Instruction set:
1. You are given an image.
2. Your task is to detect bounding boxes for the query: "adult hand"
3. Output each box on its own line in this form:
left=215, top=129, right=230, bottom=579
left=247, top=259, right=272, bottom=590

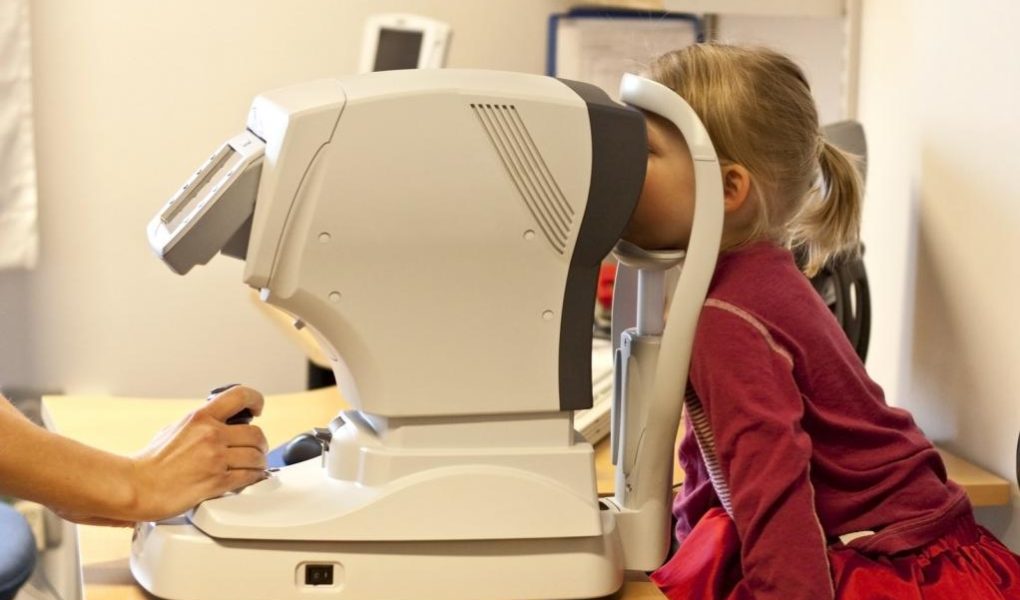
left=128, top=385, right=268, bottom=521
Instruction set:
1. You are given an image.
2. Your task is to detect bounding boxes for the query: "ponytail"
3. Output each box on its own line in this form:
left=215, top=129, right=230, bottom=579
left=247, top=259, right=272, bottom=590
left=789, top=139, right=864, bottom=276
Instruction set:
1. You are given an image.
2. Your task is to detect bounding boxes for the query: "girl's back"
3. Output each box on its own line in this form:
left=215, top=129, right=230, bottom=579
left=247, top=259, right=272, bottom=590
left=685, top=241, right=968, bottom=556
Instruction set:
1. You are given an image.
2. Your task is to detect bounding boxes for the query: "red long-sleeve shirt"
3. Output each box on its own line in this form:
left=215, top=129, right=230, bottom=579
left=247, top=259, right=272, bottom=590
left=673, top=241, right=970, bottom=600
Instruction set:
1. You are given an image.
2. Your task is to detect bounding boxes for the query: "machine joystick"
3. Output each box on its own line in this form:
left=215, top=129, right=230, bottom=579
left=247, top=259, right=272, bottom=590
left=207, top=383, right=253, bottom=425
left=282, top=432, right=325, bottom=465
left=225, top=409, right=254, bottom=426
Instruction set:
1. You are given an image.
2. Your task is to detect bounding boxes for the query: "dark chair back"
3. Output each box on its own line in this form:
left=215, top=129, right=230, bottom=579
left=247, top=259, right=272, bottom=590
left=808, top=248, right=871, bottom=362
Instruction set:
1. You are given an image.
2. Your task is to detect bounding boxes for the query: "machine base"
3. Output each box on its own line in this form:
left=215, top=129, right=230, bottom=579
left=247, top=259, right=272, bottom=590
left=130, top=514, right=624, bottom=600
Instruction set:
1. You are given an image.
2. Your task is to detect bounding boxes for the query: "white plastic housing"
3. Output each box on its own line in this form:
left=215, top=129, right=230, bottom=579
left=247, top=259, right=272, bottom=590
left=607, top=74, right=725, bottom=570
left=189, top=412, right=603, bottom=542
left=131, top=514, right=623, bottom=600
left=246, top=70, right=595, bottom=418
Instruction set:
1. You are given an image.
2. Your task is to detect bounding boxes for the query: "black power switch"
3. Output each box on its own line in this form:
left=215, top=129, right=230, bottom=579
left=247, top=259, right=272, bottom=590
left=305, top=564, right=334, bottom=587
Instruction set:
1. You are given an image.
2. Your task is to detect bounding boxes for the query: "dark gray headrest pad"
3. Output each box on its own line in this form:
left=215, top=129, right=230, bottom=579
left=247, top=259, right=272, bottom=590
left=822, top=120, right=867, bottom=184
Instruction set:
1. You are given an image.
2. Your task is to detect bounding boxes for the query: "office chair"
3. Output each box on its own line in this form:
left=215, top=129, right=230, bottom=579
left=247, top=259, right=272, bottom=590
left=0, top=503, right=36, bottom=600
left=808, top=247, right=871, bottom=362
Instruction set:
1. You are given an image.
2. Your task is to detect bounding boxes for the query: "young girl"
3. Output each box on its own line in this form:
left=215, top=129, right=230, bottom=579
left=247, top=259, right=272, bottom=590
left=626, top=43, right=1020, bottom=599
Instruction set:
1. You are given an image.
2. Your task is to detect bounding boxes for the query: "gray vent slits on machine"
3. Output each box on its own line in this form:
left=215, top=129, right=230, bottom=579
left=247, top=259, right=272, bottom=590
left=471, top=103, right=574, bottom=254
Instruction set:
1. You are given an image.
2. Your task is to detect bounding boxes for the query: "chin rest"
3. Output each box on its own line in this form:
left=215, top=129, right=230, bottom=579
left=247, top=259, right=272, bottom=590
left=0, top=503, right=36, bottom=600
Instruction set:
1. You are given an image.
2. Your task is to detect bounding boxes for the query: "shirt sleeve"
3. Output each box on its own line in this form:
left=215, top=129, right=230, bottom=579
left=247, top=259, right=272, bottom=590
left=688, top=302, right=834, bottom=600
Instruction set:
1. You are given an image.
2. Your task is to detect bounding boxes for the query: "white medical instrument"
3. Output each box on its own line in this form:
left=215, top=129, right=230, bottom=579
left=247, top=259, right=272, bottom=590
left=137, top=69, right=722, bottom=600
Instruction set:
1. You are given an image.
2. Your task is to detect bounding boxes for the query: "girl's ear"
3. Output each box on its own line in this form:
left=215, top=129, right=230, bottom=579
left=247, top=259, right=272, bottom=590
left=722, top=164, right=752, bottom=214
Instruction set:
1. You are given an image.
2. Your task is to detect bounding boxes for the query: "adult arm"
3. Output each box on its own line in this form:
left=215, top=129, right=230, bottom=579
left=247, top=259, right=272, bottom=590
left=0, top=386, right=268, bottom=525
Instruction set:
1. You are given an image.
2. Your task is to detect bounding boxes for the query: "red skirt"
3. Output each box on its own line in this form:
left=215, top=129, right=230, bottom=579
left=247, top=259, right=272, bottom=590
left=651, top=507, right=1020, bottom=599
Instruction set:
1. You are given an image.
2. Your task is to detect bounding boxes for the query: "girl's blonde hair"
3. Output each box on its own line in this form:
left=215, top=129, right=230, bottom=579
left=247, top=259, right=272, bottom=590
left=646, top=43, right=863, bottom=276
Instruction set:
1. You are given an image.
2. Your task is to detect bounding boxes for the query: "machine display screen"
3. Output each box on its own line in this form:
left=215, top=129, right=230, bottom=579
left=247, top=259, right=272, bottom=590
left=373, top=29, right=423, bottom=71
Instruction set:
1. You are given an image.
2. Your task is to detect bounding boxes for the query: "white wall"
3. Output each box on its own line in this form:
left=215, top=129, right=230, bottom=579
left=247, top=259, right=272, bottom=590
left=0, top=271, right=33, bottom=388
left=855, top=0, right=918, bottom=414
left=859, top=0, right=1020, bottom=548
left=0, top=0, right=570, bottom=397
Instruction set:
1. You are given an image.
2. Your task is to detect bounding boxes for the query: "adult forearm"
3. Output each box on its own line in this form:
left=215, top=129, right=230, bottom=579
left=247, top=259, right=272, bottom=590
left=0, top=400, right=138, bottom=519
left=1, top=387, right=268, bottom=524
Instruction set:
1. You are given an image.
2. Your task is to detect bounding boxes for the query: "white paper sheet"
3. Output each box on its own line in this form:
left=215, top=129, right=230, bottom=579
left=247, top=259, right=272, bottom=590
left=553, top=16, right=700, bottom=101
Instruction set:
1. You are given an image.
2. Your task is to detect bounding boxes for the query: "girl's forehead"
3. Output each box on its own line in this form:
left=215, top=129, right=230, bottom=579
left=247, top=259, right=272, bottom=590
left=643, top=112, right=687, bottom=147
left=643, top=111, right=680, bottom=134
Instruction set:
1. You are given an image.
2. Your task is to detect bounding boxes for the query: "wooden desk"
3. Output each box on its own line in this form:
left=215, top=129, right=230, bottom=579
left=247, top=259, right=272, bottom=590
left=937, top=448, right=1012, bottom=507
left=593, top=431, right=1011, bottom=508
left=43, top=388, right=667, bottom=600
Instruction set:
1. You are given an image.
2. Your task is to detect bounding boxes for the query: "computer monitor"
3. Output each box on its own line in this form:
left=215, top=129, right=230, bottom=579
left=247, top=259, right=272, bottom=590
left=359, top=13, right=452, bottom=73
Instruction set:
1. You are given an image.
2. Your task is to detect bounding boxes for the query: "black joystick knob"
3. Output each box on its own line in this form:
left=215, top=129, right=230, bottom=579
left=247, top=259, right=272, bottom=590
left=282, top=433, right=325, bottom=465
left=225, top=409, right=254, bottom=426
left=207, top=383, right=252, bottom=425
